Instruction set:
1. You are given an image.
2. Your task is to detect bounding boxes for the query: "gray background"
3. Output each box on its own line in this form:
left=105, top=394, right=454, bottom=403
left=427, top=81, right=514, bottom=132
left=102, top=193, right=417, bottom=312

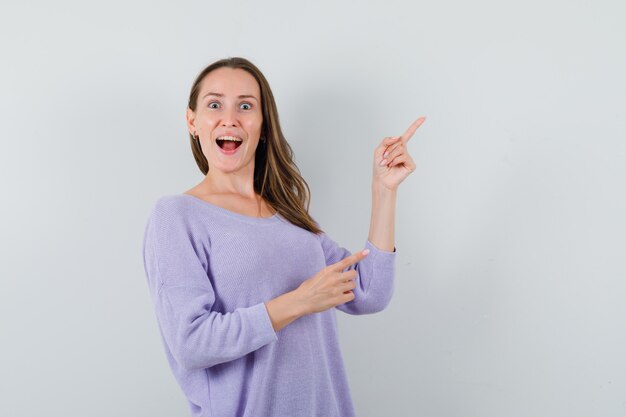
left=1, top=0, right=625, bottom=416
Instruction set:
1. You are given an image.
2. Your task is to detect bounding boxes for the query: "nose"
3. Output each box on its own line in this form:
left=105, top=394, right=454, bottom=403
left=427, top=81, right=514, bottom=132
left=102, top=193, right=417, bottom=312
left=221, top=105, right=239, bottom=127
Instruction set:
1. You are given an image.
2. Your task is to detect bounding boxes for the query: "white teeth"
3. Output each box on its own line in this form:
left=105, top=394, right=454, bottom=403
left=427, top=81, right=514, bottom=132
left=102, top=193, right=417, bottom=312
left=216, top=135, right=242, bottom=142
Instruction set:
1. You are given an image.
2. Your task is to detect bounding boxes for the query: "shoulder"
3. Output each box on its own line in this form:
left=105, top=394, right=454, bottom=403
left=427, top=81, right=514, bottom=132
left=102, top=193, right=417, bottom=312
left=152, top=194, right=188, bottom=212
left=144, top=194, right=213, bottom=248
left=147, top=194, right=196, bottom=226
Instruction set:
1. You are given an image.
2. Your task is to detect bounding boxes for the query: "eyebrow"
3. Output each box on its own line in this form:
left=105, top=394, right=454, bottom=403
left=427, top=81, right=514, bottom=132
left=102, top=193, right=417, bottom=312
left=202, top=92, right=259, bottom=102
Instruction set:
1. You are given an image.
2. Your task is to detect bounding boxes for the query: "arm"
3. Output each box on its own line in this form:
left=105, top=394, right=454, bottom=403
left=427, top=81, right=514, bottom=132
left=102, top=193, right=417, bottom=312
left=264, top=291, right=306, bottom=332
left=142, top=200, right=278, bottom=371
left=320, top=232, right=396, bottom=315
left=368, top=182, right=397, bottom=252
left=333, top=117, right=425, bottom=314
left=368, top=116, right=425, bottom=250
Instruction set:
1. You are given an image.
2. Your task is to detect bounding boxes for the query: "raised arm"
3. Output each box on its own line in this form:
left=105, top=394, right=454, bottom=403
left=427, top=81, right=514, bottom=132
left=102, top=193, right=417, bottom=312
left=368, top=116, right=426, bottom=251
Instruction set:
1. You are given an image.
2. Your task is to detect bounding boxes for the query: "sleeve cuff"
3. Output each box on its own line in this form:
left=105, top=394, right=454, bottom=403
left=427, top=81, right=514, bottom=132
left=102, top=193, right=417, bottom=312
left=365, top=239, right=397, bottom=254
left=245, top=302, right=279, bottom=346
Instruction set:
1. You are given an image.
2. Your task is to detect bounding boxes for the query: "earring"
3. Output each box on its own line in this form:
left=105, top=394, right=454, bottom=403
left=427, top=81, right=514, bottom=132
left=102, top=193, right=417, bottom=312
left=193, top=132, right=199, bottom=140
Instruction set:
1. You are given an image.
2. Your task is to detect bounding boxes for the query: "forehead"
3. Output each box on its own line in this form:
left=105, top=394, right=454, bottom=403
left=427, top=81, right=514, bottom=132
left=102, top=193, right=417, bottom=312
left=199, top=67, right=260, bottom=97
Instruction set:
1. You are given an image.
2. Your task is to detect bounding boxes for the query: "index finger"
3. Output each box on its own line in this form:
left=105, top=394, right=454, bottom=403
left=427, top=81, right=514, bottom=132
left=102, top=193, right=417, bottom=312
left=400, top=116, right=426, bottom=143
left=330, top=249, right=370, bottom=272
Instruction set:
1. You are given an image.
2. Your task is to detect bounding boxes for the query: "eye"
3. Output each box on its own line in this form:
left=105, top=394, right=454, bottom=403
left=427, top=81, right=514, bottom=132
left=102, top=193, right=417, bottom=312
left=208, top=102, right=220, bottom=109
left=240, top=102, right=252, bottom=110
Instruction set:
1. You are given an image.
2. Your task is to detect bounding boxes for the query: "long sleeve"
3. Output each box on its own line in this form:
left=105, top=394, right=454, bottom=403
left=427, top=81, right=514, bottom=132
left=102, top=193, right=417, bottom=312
left=142, top=200, right=278, bottom=371
left=317, top=232, right=397, bottom=315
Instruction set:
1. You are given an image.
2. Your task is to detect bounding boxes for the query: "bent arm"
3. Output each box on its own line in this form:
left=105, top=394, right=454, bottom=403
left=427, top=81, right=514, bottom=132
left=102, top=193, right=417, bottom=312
left=142, top=199, right=278, bottom=371
left=318, top=232, right=396, bottom=315
left=156, top=284, right=277, bottom=370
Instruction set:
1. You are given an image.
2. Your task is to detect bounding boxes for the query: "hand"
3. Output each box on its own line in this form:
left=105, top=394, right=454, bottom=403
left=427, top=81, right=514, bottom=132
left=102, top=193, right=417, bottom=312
left=372, top=116, right=426, bottom=191
left=294, top=249, right=370, bottom=315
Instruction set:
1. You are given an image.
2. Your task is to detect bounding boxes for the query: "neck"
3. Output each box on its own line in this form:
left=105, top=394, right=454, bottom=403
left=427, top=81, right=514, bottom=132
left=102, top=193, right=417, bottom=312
left=202, top=165, right=257, bottom=198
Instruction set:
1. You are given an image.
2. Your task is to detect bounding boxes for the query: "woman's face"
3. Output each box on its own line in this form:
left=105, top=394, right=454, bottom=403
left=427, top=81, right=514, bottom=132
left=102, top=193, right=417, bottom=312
left=187, top=67, right=263, bottom=175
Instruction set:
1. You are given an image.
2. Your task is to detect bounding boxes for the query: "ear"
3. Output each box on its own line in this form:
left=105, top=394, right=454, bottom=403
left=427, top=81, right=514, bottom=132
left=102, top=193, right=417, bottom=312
left=185, top=107, right=196, bottom=135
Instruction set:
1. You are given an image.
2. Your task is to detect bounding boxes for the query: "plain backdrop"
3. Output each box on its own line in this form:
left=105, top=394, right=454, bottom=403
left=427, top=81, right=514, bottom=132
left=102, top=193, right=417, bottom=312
left=1, top=1, right=625, bottom=416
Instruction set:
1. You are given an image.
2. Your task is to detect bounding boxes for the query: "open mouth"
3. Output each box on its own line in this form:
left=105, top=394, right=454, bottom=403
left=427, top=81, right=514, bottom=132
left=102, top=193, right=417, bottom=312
left=216, top=137, right=243, bottom=152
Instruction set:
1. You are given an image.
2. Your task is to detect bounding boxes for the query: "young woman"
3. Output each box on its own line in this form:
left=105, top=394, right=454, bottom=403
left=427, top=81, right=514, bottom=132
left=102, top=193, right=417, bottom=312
left=142, top=56, right=425, bottom=417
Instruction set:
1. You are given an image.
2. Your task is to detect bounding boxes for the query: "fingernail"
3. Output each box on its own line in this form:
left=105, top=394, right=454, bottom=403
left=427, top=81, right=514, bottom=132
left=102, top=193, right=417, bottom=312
left=383, top=152, right=388, bottom=158
left=362, top=249, right=370, bottom=255
left=379, top=159, right=387, bottom=166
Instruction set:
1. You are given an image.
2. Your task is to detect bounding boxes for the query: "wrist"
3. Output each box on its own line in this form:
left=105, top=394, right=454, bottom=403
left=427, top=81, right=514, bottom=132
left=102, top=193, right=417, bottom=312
left=265, top=290, right=307, bottom=332
left=372, top=180, right=398, bottom=198
left=373, top=177, right=396, bottom=189
left=288, top=288, right=310, bottom=317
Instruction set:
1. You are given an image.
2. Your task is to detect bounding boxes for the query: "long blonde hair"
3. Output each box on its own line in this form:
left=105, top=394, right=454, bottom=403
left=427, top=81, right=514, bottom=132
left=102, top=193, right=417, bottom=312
left=187, top=57, right=322, bottom=235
